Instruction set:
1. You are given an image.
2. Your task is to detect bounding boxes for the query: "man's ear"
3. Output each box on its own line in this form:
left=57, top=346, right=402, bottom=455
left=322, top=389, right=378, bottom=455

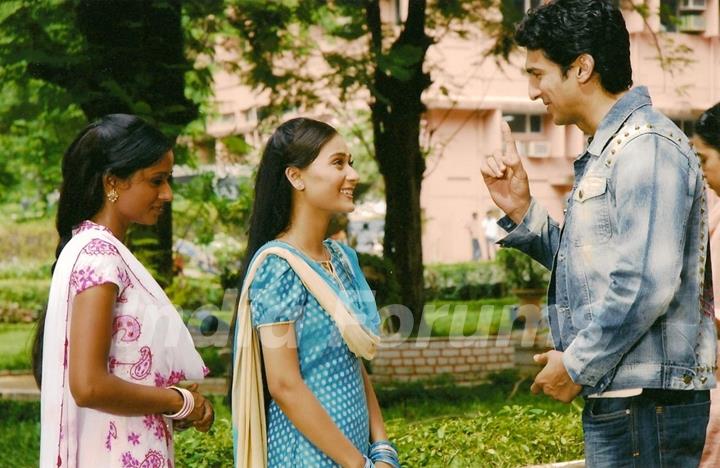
left=574, top=53, right=595, bottom=85
left=285, top=167, right=305, bottom=191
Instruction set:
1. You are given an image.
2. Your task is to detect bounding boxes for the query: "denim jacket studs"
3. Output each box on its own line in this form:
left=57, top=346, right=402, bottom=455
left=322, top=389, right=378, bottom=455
left=497, top=86, right=717, bottom=396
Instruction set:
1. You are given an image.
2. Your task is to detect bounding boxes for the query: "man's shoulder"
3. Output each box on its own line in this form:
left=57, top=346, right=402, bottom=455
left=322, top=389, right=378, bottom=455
left=615, top=107, right=695, bottom=163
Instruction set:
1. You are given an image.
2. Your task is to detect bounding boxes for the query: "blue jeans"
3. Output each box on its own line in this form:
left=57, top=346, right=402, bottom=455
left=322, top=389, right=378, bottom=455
left=471, top=239, right=481, bottom=261
left=583, top=390, right=710, bottom=467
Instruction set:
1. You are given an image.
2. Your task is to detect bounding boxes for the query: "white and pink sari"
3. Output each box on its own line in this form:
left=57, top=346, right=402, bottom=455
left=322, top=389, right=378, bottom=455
left=40, top=221, right=208, bottom=468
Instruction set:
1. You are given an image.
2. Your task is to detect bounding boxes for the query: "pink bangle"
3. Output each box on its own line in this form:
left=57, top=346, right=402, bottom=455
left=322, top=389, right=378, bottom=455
left=165, top=386, right=194, bottom=420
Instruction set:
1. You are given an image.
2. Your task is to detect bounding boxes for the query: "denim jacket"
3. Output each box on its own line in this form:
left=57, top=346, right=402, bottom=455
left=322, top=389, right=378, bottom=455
left=498, top=87, right=717, bottom=395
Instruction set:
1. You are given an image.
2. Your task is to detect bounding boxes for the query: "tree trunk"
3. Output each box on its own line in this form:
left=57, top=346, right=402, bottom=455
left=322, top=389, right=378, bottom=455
left=367, top=1, right=432, bottom=333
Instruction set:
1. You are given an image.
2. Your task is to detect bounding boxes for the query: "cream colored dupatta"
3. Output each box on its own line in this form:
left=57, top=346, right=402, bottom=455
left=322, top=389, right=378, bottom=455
left=231, top=245, right=380, bottom=468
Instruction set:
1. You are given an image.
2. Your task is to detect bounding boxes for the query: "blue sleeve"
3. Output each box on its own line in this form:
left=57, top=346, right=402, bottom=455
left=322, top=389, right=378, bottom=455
left=497, top=198, right=561, bottom=270
left=248, top=254, right=307, bottom=327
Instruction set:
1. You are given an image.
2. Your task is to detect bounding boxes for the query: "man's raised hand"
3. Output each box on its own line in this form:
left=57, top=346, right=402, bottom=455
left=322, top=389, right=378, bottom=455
left=480, top=121, right=531, bottom=224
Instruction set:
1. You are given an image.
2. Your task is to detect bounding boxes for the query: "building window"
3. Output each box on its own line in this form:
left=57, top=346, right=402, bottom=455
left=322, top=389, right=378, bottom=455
left=503, top=113, right=543, bottom=134
left=672, top=119, right=695, bottom=137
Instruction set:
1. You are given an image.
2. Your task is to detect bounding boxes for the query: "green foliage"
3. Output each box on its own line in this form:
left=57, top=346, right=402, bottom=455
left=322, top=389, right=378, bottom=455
left=0, top=382, right=583, bottom=467
left=0, top=323, right=34, bottom=370
left=357, top=252, right=401, bottom=308
left=423, top=298, right=516, bottom=337
left=175, top=417, right=234, bottom=467
left=424, top=261, right=505, bottom=301
left=173, top=172, right=254, bottom=246
left=0, top=400, right=42, bottom=467
left=389, top=404, right=582, bottom=466
left=0, top=280, right=49, bottom=323
left=166, top=276, right=225, bottom=311
left=0, top=217, right=56, bottom=265
left=197, top=346, right=228, bottom=378
left=496, top=247, right=550, bottom=291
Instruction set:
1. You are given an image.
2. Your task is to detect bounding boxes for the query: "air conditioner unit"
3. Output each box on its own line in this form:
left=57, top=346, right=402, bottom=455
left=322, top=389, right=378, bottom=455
left=526, top=141, right=551, bottom=157
left=678, top=13, right=706, bottom=33
left=679, top=0, right=707, bottom=12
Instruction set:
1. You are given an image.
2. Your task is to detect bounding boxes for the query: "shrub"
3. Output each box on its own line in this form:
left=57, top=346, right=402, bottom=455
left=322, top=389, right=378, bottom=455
left=424, top=261, right=505, bottom=301
left=0, top=279, right=49, bottom=323
left=175, top=417, right=234, bottom=467
left=496, top=247, right=550, bottom=291
left=166, top=276, right=225, bottom=311
left=0, top=218, right=56, bottom=266
left=197, top=346, right=228, bottom=378
left=388, top=405, right=583, bottom=466
left=0, top=323, right=34, bottom=371
left=357, top=253, right=402, bottom=308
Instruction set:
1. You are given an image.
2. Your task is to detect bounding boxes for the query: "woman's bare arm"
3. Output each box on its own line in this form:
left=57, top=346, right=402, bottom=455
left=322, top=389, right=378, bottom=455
left=68, top=283, right=212, bottom=430
left=258, top=323, right=366, bottom=468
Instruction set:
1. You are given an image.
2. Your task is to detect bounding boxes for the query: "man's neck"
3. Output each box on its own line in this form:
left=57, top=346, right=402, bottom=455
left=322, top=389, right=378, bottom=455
left=576, top=89, right=629, bottom=135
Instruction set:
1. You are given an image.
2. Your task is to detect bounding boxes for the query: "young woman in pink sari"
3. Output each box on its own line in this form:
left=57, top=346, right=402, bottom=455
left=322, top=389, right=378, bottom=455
left=33, top=114, right=214, bottom=468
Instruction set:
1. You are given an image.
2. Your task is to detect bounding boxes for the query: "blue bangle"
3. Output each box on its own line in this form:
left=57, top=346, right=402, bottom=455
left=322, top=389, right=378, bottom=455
left=363, top=455, right=375, bottom=468
left=369, top=440, right=400, bottom=467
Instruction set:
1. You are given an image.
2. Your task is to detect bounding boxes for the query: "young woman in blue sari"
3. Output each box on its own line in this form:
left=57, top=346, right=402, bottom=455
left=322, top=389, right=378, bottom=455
left=231, top=118, right=399, bottom=467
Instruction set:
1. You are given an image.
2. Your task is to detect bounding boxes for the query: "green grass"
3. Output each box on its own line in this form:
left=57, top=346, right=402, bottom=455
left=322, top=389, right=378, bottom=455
left=422, top=298, right=518, bottom=337
left=0, top=400, right=41, bottom=468
left=0, top=323, right=34, bottom=371
left=1, top=374, right=582, bottom=467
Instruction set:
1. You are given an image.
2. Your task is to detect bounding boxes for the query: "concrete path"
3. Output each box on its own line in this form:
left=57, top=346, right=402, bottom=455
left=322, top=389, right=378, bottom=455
left=0, top=372, right=228, bottom=400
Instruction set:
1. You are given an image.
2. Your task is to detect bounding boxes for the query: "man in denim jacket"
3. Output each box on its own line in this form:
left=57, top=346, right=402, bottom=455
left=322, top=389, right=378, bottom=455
left=481, top=1, right=716, bottom=465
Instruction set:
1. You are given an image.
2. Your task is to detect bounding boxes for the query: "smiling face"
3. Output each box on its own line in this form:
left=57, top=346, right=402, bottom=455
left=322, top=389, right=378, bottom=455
left=296, top=134, right=359, bottom=214
left=111, top=150, right=174, bottom=225
left=525, top=49, right=582, bottom=126
left=693, top=135, right=720, bottom=196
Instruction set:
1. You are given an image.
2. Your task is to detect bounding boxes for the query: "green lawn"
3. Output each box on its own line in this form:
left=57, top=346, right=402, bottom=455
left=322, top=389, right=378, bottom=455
left=0, top=323, right=34, bottom=371
left=2, top=374, right=583, bottom=467
left=423, top=298, right=519, bottom=337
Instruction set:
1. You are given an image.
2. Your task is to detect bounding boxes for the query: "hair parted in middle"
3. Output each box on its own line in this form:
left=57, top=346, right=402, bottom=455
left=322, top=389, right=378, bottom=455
left=515, top=0, right=633, bottom=94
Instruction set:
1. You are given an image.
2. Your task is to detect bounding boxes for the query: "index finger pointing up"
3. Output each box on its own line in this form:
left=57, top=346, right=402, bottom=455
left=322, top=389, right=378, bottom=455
left=501, top=120, right=520, bottom=163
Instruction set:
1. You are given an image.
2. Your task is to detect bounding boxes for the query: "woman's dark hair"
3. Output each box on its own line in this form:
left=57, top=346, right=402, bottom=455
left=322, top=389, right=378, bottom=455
left=515, top=0, right=633, bottom=94
left=695, top=103, right=720, bottom=151
left=32, top=114, right=173, bottom=387
left=226, top=117, right=337, bottom=405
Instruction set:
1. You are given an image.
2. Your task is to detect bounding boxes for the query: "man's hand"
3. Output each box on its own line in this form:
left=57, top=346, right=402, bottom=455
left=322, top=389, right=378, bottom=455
left=530, top=350, right=582, bottom=403
left=480, top=121, right=531, bottom=224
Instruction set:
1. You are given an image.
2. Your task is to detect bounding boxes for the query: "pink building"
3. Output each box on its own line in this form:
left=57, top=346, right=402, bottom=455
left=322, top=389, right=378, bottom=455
left=208, top=0, right=720, bottom=264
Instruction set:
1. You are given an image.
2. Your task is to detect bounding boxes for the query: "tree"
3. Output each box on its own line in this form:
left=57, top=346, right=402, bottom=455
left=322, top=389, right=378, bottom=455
left=0, top=0, right=223, bottom=284
left=225, top=0, right=509, bottom=332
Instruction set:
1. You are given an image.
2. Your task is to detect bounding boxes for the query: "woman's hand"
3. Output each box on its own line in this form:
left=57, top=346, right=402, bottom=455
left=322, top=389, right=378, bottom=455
left=178, top=383, right=214, bottom=432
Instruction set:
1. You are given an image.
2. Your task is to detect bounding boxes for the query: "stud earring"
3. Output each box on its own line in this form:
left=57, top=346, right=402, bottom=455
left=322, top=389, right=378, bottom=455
left=297, top=182, right=305, bottom=191
left=107, top=189, right=119, bottom=203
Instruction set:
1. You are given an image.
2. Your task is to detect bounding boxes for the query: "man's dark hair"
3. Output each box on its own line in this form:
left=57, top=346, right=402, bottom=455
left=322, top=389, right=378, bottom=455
left=515, top=0, right=633, bottom=94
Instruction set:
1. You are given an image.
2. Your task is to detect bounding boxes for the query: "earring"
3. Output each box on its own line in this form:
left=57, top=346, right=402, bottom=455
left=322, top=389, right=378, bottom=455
left=107, top=189, right=119, bottom=203
left=296, top=182, right=305, bottom=191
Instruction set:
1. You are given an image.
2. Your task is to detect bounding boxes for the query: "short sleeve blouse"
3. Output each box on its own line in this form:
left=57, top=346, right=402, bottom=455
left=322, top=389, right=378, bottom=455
left=70, top=237, right=132, bottom=301
left=249, top=254, right=307, bottom=327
